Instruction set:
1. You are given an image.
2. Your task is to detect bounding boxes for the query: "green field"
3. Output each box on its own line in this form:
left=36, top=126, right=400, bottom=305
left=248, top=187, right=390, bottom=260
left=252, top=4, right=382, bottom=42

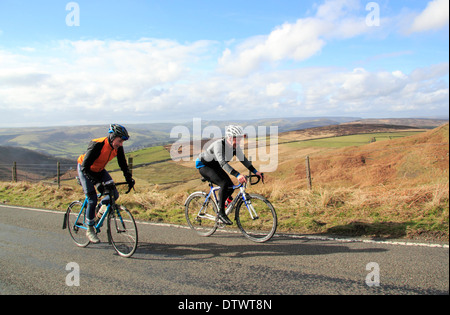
left=124, top=146, right=171, bottom=165
left=106, top=145, right=198, bottom=185
left=284, top=131, right=424, bottom=148
left=58, top=131, right=428, bottom=183
left=107, top=146, right=170, bottom=169
left=129, top=160, right=198, bottom=186
left=107, top=131, right=426, bottom=186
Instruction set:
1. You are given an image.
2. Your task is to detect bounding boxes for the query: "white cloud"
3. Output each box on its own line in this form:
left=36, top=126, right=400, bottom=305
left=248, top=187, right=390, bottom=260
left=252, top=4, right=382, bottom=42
left=301, top=63, right=449, bottom=116
left=266, top=83, right=286, bottom=97
left=155, top=63, right=448, bottom=120
left=409, top=0, right=449, bottom=33
left=0, top=39, right=215, bottom=118
left=0, top=1, right=449, bottom=127
left=0, top=39, right=448, bottom=126
left=218, top=0, right=369, bottom=76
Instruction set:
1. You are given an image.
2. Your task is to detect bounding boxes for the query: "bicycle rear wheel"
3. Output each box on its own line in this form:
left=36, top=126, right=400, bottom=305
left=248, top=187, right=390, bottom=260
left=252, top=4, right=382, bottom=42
left=67, top=201, right=90, bottom=247
left=236, top=194, right=277, bottom=243
left=185, top=192, right=218, bottom=237
left=108, top=205, right=138, bottom=258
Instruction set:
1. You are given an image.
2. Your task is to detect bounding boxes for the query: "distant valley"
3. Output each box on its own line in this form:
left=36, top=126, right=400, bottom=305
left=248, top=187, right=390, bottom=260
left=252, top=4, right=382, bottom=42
left=0, top=117, right=447, bottom=183
left=0, top=117, right=447, bottom=160
left=0, top=146, right=75, bottom=181
left=1, top=119, right=448, bottom=239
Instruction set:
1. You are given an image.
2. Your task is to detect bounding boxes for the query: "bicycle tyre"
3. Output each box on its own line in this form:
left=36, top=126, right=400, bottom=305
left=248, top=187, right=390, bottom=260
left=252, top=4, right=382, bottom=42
left=67, top=200, right=90, bottom=248
left=108, top=205, right=138, bottom=258
left=235, top=194, right=277, bottom=243
left=185, top=192, right=219, bottom=237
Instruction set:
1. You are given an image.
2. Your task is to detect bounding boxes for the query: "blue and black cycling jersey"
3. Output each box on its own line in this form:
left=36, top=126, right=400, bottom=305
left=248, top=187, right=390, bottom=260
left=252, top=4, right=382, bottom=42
left=196, top=138, right=257, bottom=177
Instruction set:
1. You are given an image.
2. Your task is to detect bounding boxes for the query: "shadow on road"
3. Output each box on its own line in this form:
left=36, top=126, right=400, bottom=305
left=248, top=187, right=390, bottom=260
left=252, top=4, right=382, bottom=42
left=134, top=234, right=388, bottom=261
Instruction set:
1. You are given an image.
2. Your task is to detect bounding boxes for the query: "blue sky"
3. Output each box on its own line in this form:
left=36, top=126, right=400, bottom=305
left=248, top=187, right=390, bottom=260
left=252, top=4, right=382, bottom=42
left=0, top=0, right=448, bottom=127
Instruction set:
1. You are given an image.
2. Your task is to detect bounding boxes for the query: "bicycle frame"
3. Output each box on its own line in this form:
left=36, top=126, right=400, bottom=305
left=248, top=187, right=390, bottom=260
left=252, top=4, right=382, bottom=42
left=67, top=180, right=129, bottom=234
left=186, top=173, right=276, bottom=242
left=72, top=197, right=112, bottom=233
left=201, top=176, right=260, bottom=220
left=64, top=179, right=138, bottom=257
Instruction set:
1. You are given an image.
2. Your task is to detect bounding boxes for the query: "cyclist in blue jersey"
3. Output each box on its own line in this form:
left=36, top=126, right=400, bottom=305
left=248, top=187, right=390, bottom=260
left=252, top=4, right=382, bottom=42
left=195, top=125, right=264, bottom=225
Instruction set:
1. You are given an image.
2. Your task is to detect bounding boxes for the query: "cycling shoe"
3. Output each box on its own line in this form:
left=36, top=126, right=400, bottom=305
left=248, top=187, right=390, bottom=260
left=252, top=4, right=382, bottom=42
left=217, top=213, right=233, bottom=225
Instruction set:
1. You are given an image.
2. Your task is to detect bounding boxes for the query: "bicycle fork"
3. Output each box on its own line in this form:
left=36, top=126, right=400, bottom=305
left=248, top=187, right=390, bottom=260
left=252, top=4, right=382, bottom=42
left=233, top=188, right=259, bottom=220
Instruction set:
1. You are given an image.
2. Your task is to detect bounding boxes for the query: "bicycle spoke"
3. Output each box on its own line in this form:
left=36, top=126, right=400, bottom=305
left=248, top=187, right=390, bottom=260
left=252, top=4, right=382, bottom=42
left=67, top=201, right=90, bottom=247
left=108, top=206, right=138, bottom=258
left=236, top=194, right=277, bottom=243
left=185, top=193, right=218, bottom=237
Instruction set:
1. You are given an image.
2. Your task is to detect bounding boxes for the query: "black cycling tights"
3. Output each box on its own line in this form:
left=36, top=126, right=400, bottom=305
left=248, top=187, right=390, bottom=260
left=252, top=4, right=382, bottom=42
left=199, top=163, right=234, bottom=214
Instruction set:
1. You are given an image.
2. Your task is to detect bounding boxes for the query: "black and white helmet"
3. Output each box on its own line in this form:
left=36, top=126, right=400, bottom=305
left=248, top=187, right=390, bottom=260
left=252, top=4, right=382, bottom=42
left=226, top=125, right=245, bottom=138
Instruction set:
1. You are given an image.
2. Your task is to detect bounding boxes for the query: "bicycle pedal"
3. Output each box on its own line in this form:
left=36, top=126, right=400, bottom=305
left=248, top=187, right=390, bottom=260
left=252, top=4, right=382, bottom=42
left=218, top=222, right=228, bottom=229
left=215, top=218, right=226, bottom=228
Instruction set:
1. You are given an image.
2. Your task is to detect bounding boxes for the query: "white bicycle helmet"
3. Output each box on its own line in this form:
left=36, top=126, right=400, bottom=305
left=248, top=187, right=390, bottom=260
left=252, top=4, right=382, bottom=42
left=226, top=125, right=245, bottom=138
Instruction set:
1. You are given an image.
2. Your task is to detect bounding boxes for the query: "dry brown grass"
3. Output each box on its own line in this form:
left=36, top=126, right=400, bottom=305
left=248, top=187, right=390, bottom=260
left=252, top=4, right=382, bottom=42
left=244, top=124, right=449, bottom=240
left=1, top=124, right=448, bottom=241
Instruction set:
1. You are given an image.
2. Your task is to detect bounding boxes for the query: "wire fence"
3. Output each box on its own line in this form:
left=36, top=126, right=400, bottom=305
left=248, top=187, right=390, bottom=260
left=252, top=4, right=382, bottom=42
left=0, top=158, right=137, bottom=187
left=0, top=162, right=77, bottom=187
left=1, top=141, right=448, bottom=189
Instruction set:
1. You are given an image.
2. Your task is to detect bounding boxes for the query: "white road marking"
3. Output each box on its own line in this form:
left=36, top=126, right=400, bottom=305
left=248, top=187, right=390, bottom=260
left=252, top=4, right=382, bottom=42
left=2, top=204, right=448, bottom=249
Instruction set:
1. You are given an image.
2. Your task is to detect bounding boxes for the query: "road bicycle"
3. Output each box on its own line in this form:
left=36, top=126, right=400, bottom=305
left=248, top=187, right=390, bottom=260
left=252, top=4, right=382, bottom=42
left=184, top=174, right=277, bottom=243
left=63, top=180, right=138, bottom=258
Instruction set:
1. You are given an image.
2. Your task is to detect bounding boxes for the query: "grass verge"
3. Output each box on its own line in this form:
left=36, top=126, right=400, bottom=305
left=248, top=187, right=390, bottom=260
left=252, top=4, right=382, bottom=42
left=1, top=179, right=448, bottom=242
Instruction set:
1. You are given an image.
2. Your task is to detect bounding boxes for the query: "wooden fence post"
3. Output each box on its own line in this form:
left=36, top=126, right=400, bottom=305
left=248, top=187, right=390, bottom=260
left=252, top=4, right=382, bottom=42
left=12, top=162, right=17, bottom=182
left=57, top=162, right=61, bottom=189
left=305, top=156, right=312, bottom=190
left=128, top=157, right=133, bottom=176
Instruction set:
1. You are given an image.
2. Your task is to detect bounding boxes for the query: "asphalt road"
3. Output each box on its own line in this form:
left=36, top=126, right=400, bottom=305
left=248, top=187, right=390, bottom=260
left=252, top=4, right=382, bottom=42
left=0, top=204, right=448, bottom=296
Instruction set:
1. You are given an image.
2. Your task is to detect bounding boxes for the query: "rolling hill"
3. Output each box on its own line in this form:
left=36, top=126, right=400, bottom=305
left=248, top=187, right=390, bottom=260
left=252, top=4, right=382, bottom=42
left=0, top=125, right=170, bottom=159
left=249, top=124, right=448, bottom=239
left=1, top=122, right=448, bottom=239
left=278, top=123, right=422, bottom=144
left=293, top=123, right=449, bottom=188
left=4, top=117, right=446, bottom=159
left=0, top=146, right=76, bottom=181
left=88, top=122, right=450, bottom=239
left=100, top=122, right=443, bottom=189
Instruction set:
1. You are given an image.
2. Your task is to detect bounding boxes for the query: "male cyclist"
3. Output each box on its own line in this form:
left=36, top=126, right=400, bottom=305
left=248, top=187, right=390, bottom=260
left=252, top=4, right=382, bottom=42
left=195, top=125, right=264, bottom=225
left=77, top=124, right=135, bottom=243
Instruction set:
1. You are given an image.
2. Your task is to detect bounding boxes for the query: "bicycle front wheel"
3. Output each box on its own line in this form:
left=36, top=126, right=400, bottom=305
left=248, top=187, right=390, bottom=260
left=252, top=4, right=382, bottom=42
left=185, top=192, right=218, bottom=237
left=67, top=200, right=90, bottom=248
left=236, top=194, right=277, bottom=243
left=108, top=205, right=138, bottom=258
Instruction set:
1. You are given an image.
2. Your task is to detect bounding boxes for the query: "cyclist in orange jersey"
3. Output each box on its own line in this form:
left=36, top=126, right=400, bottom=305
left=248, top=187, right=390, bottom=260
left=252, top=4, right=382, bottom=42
left=77, top=124, right=135, bottom=243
